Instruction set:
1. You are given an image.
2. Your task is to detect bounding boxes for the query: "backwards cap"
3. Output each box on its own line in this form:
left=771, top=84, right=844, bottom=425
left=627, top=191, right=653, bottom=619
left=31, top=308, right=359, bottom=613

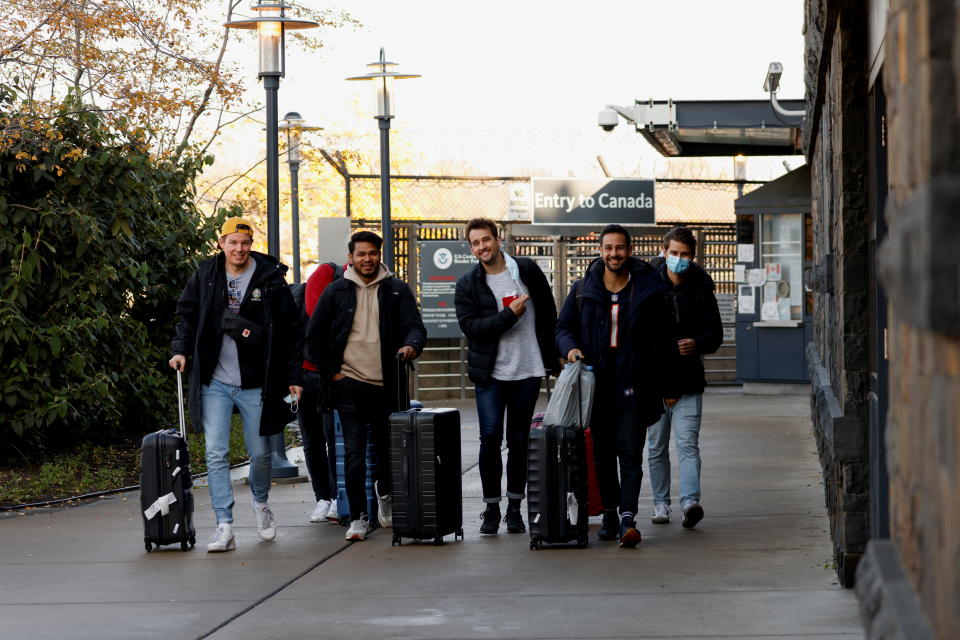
left=220, top=217, right=255, bottom=239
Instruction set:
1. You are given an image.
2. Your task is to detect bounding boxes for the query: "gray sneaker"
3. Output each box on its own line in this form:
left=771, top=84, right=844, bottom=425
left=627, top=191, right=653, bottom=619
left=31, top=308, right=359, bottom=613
left=206, top=523, right=236, bottom=552
left=682, top=503, right=704, bottom=529
left=652, top=503, right=671, bottom=524
left=374, top=481, right=392, bottom=528
left=254, top=501, right=277, bottom=541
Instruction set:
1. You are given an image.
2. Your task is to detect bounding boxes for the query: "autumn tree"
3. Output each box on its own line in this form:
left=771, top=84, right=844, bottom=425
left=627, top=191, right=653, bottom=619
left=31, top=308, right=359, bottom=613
left=0, top=0, right=355, bottom=161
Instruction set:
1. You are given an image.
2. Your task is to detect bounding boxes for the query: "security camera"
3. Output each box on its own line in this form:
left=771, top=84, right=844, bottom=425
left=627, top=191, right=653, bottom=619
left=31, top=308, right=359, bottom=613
left=598, top=107, right=619, bottom=131
left=763, top=61, right=783, bottom=93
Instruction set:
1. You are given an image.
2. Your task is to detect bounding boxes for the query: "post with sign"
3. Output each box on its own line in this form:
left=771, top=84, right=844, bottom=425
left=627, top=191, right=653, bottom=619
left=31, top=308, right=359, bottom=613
left=417, top=240, right=477, bottom=397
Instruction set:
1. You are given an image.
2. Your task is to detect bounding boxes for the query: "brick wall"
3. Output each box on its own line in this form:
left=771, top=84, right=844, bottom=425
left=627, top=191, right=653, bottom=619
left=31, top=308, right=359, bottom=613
left=805, top=0, right=871, bottom=587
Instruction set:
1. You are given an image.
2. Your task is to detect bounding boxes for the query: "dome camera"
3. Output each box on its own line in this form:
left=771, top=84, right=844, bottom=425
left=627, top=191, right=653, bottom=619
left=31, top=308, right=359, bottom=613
left=598, top=107, right=619, bottom=132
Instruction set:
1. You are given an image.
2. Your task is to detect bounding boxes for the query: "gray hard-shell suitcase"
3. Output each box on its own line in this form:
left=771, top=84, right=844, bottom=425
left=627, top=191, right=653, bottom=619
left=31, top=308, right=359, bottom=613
left=527, top=424, right=589, bottom=549
left=140, top=370, right=196, bottom=552
left=388, top=358, right=463, bottom=546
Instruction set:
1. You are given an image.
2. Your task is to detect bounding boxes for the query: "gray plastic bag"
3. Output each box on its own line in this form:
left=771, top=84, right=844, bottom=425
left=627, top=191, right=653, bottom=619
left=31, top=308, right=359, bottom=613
left=542, top=360, right=595, bottom=428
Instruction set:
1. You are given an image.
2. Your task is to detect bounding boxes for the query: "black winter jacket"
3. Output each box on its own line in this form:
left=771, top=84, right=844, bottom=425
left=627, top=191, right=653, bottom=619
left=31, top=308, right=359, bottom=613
left=455, top=257, right=560, bottom=386
left=556, top=256, right=679, bottom=428
left=171, top=252, right=303, bottom=436
left=303, top=271, right=426, bottom=411
left=649, top=257, right=723, bottom=394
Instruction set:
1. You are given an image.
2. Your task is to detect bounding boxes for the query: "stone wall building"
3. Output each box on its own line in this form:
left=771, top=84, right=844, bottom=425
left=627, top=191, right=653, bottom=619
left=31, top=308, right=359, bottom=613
left=804, top=0, right=959, bottom=638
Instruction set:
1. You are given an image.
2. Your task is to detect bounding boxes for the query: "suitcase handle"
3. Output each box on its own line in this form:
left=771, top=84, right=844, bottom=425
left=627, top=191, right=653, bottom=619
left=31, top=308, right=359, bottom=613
left=396, top=353, right=413, bottom=412
left=176, top=369, right=187, bottom=439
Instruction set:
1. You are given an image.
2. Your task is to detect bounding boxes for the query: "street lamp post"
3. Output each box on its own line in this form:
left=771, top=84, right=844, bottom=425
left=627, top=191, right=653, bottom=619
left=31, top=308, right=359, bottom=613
left=225, top=1, right=318, bottom=259
left=347, top=48, right=419, bottom=269
left=225, top=2, right=317, bottom=479
left=279, top=112, right=323, bottom=284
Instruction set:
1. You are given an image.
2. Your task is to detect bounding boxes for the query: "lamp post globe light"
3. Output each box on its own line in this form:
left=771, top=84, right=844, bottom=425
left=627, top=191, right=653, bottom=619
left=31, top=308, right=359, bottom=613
left=346, top=48, right=420, bottom=269
left=224, top=2, right=318, bottom=260
left=225, top=3, right=317, bottom=479
left=279, top=112, right=323, bottom=284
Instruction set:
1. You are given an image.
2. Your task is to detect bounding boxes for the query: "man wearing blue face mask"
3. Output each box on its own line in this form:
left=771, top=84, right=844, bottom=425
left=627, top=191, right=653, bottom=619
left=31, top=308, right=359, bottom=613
left=646, top=227, right=723, bottom=529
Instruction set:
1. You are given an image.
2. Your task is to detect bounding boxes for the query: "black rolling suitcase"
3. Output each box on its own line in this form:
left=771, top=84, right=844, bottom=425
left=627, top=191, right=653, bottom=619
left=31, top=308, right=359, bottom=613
left=389, top=358, right=463, bottom=546
left=140, top=370, right=196, bottom=552
left=527, top=425, right=589, bottom=549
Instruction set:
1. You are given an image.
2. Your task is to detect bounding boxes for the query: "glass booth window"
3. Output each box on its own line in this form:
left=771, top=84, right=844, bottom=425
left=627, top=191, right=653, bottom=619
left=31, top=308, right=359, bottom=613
left=759, top=213, right=803, bottom=321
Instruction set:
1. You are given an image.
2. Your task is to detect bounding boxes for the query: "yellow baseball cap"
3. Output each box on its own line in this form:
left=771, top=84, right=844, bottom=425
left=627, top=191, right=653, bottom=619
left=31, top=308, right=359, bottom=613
left=220, top=217, right=256, bottom=239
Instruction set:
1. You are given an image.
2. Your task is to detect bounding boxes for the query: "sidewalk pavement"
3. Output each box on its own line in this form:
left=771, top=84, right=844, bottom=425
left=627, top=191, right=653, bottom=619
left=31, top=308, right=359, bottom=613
left=0, top=392, right=863, bottom=640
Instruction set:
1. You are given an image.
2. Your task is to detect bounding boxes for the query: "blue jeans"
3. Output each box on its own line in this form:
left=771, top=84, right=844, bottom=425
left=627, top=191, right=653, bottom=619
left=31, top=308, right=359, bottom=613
left=646, top=393, right=703, bottom=508
left=201, top=380, right=272, bottom=524
left=475, top=377, right=542, bottom=503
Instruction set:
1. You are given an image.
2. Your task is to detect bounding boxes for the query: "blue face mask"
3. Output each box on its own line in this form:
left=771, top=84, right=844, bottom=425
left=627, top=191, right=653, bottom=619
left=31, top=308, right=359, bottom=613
left=666, top=255, right=691, bottom=274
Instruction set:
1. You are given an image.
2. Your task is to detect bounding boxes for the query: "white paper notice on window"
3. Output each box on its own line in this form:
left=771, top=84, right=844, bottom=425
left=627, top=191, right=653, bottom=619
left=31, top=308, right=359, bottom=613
left=738, top=286, right=755, bottom=314
left=747, top=268, right=766, bottom=286
left=761, top=301, right=780, bottom=321
left=737, top=244, right=754, bottom=263
left=734, top=264, right=746, bottom=283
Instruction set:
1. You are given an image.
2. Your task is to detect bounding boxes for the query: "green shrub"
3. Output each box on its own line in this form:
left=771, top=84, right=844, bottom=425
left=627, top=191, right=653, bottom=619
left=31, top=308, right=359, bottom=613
left=0, top=86, right=225, bottom=457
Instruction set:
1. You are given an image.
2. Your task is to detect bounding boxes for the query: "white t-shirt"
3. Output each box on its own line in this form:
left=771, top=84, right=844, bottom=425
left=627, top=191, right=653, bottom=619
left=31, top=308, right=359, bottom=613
left=485, top=270, right=546, bottom=381
left=213, top=260, right=256, bottom=387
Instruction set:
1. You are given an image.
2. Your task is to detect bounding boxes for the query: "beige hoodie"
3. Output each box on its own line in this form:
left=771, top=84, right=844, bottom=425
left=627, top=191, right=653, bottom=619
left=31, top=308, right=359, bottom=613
left=340, top=263, right=392, bottom=385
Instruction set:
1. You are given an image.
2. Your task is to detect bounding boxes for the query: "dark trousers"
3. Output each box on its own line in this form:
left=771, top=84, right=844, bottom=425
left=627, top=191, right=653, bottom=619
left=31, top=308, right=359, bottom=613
left=591, top=403, right=644, bottom=515
left=300, top=371, right=336, bottom=502
left=331, top=376, right=391, bottom=520
left=475, top=377, right=542, bottom=503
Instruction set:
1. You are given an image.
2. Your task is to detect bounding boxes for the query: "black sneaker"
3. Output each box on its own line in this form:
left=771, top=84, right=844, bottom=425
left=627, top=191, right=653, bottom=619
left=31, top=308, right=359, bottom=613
left=682, top=503, right=704, bottom=529
left=479, top=504, right=500, bottom=534
left=618, top=515, right=641, bottom=548
left=597, top=510, right=618, bottom=540
left=504, top=506, right=526, bottom=533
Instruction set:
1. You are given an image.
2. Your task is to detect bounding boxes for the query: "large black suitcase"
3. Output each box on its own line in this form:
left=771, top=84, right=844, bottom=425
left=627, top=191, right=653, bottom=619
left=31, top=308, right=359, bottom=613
left=389, top=407, right=463, bottom=545
left=388, top=359, right=463, bottom=546
left=527, top=425, right=589, bottom=549
left=141, top=370, right=196, bottom=552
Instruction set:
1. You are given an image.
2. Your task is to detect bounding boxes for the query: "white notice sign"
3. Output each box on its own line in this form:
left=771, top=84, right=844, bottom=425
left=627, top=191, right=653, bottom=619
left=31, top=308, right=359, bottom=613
left=734, top=264, right=746, bottom=283
left=737, top=244, right=754, bottom=263
left=738, top=286, right=755, bottom=314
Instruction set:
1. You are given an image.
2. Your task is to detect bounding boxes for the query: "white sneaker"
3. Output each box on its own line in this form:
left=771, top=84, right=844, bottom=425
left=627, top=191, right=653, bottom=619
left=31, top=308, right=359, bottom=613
left=253, top=501, right=277, bottom=541
left=374, top=481, right=392, bottom=528
left=345, top=516, right=369, bottom=541
left=326, top=500, right=340, bottom=523
left=652, top=503, right=671, bottom=524
left=310, top=499, right=332, bottom=523
left=206, top=523, right=236, bottom=552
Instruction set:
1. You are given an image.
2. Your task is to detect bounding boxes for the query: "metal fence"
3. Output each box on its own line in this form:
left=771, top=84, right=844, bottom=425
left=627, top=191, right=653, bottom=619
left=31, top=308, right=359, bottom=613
left=344, top=218, right=741, bottom=398
left=329, top=174, right=757, bottom=397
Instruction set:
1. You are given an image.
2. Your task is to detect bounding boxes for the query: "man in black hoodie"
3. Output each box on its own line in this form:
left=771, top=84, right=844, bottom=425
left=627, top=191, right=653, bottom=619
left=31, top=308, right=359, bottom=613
left=455, top=218, right=559, bottom=535
left=170, top=217, right=303, bottom=552
left=645, top=227, right=723, bottom=529
left=556, top=224, right=679, bottom=547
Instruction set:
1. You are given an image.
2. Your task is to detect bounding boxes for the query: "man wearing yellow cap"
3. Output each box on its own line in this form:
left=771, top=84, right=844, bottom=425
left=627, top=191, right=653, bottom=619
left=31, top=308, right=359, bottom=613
left=169, top=217, right=303, bottom=552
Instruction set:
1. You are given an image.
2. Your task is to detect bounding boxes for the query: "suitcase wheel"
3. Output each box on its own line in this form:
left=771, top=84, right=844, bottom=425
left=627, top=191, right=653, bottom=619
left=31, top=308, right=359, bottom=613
left=189, top=535, right=196, bottom=548
left=530, top=538, right=541, bottom=551
left=577, top=537, right=588, bottom=549
left=180, top=540, right=189, bottom=552
left=392, top=534, right=401, bottom=546
left=455, top=529, right=464, bottom=541
left=433, top=535, right=444, bottom=546
left=145, top=541, right=153, bottom=553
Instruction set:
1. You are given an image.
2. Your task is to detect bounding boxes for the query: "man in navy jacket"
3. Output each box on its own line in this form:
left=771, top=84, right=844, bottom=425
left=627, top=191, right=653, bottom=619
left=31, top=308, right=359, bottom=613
left=455, top=218, right=559, bottom=535
left=556, top=224, right=679, bottom=547
left=646, top=227, right=723, bottom=529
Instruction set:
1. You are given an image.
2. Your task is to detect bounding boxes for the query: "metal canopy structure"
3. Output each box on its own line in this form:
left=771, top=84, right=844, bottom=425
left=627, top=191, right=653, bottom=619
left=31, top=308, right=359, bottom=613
left=638, top=99, right=805, bottom=157
left=734, top=164, right=810, bottom=215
